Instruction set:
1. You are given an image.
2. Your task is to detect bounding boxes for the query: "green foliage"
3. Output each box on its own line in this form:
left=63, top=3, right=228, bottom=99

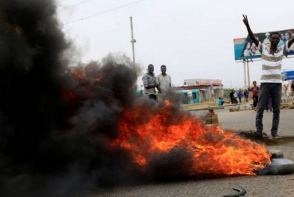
left=223, top=88, right=233, bottom=100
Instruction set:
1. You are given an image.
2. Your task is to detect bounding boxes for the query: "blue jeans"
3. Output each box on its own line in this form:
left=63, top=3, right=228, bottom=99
left=256, top=83, right=281, bottom=136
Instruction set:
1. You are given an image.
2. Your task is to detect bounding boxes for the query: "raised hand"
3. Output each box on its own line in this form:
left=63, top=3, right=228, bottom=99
left=243, top=14, right=258, bottom=46
left=243, top=15, right=249, bottom=26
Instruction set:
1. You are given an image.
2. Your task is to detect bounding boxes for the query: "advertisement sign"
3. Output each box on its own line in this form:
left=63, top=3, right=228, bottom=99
left=184, top=79, right=222, bottom=86
left=285, top=70, right=294, bottom=80
left=234, top=29, right=294, bottom=60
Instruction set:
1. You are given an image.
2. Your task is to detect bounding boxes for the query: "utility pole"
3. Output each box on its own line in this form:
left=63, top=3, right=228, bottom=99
left=130, top=16, right=136, bottom=65
left=243, top=59, right=247, bottom=89
left=246, top=59, right=251, bottom=87
left=237, top=59, right=260, bottom=89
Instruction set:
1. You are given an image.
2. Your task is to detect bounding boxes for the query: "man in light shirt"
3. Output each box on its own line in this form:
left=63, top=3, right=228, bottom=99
left=243, top=15, right=294, bottom=139
left=282, top=79, right=289, bottom=98
left=156, top=65, right=171, bottom=99
left=142, top=64, right=161, bottom=101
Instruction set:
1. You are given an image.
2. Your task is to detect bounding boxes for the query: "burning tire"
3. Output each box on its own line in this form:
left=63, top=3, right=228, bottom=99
left=258, top=149, right=294, bottom=175
left=268, top=149, right=284, bottom=159
left=257, top=158, right=294, bottom=175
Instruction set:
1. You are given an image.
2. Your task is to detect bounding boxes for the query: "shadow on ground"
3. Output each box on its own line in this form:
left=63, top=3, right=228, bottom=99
left=235, top=130, right=294, bottom=146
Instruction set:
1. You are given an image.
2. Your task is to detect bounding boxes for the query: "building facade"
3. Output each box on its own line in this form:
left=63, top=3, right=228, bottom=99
left=180, top=78, right=223, bottom=103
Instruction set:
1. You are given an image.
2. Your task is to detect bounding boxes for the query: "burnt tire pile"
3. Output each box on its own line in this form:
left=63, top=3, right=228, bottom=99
left=257, top=149, right=294, bottom=175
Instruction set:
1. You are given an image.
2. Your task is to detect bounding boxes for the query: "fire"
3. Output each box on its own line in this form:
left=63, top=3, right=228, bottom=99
left=111, top=100, right=271, bottom=176
left=61, top=66, right=100, bottom=101
left=72, top=69, right=86, bottom=80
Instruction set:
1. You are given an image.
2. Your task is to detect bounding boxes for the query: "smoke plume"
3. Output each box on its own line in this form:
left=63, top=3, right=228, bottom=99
left=0, top=1, right=271, bottom=197
left=0, top=0, right=144, bottom=196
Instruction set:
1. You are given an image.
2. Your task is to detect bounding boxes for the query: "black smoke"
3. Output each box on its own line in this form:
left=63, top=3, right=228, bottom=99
left=0, top=0, right=146, bottom=196
left=0, top=0, right=204, bottom=196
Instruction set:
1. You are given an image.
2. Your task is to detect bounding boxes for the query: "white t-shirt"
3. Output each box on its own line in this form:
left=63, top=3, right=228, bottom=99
left=257, top=41, right=288, bottom=83
left=282, top=80, right=289, bottom=91
left=156, top=74, right=171, bottom=93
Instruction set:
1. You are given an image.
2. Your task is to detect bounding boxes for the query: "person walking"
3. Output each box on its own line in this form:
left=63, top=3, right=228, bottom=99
left=229, top=90, right=238, bottom=104
left=282, top=79, right=289, bottom=98
left=249, top=81, right=259, bottom=110
left=237, top=90, right=243, bottom=103
left=243, top=15, right=294, bottom=139
left=142, top=64, right=161, bottom=101
left=243, top=89, right=249, bottom=103
left=156, top=65, right=171, bottom=100
left=233, top=90, right=237, bottom=100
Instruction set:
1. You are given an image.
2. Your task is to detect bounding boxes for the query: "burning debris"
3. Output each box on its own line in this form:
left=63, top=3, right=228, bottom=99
left=235, top=132, right=294, bottom=175
left=0, top=0, right=272, bottom=196
left=112, top=100, right=270, bottom=177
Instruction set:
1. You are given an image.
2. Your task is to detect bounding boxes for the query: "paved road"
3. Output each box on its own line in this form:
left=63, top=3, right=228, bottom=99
left=194, top=104, right=294, bottom=136
left=91, top=106, right=294, bottom=197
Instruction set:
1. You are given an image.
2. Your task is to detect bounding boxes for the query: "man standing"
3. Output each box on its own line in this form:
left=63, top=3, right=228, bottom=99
left=243, top=89, right=249, bottom=103
left=233, top=90, right=237, bottom=100
left=282, top=79, right=289, bottom=98
left=243, top=15, right=294, bottom=139
left=156, top=65, right=171, bottom=99
left=142, top=64, right=161, bottom=101
left=237, top=90, right=243, bottom=103
left=249, top=81, right=259, bottom=110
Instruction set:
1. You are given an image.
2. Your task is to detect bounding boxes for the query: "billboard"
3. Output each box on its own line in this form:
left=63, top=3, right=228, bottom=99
left=234, top=29, right=294, bottom=60
left=285, top=70, right=294, bottom=80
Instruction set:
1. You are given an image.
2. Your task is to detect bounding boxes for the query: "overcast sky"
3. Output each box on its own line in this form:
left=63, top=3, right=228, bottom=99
left=57, top=0, right=294, bottom=89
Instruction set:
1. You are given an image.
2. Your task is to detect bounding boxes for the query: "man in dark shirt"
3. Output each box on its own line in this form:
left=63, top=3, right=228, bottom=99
left=243, top=89, right=249, bottom=103
left=229, top=90, right=238, bottom=104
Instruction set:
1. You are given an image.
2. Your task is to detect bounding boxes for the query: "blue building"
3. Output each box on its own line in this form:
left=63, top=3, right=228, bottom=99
left=181, top=78, right=223, bottom=103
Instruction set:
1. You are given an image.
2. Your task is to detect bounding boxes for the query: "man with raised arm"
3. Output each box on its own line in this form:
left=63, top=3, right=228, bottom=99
left=243, top=15, right=294, bottom=139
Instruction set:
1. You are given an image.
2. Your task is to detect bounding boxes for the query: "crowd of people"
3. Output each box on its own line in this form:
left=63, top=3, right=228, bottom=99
left=219, top=80, right=294, bottom=107
left=220, top=86, right=256, bottom=107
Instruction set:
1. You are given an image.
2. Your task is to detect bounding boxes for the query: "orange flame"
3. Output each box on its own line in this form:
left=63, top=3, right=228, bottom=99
left=111, top=100, right=271, bottom=175
left=72, top=69, right=86, bottom=80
